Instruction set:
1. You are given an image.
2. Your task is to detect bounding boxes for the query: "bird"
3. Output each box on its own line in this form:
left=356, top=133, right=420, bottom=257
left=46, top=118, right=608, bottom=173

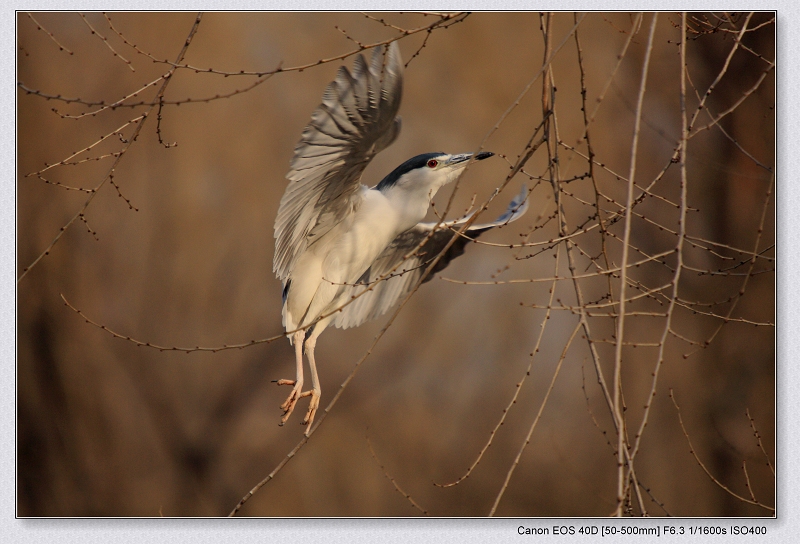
left=273, top=42, right=528, bottom=434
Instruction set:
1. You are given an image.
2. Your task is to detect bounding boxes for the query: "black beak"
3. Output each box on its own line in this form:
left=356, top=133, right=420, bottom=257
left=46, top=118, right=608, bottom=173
left=475, top=151, right=494, bottom=161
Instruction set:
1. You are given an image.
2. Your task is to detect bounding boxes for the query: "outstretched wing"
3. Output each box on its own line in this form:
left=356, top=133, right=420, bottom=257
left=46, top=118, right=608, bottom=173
left=273, top=43, right=404, bottom=281
left=333, top=186, right=530, bottom=329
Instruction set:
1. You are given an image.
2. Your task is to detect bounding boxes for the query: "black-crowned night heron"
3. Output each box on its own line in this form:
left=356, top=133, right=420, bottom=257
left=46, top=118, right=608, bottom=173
left=273, top=43, right=528, bottom=434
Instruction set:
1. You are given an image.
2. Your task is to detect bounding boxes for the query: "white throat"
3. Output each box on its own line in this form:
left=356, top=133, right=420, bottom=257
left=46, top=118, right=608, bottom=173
left=379, top=167, right=457, bottom=233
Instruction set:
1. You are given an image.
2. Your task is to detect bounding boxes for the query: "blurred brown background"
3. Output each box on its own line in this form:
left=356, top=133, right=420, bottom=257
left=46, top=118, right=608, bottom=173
left=17, top=12, right=774, bottom=517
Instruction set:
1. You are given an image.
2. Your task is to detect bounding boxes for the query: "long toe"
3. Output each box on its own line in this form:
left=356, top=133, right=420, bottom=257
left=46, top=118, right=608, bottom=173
left=279, top=382, right=304, bottom=423
left=280, top=396, right=297, bottom=424
left=302, top=390, right=321, bottom=433
left=280, top=393, right=295, bottom=414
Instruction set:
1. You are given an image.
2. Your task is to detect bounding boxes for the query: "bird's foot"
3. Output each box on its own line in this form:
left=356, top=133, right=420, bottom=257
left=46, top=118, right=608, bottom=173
left=275, top=379, right=306, bottom=425
left=301, top=389, right=321, bottom=435
left=275, top=379, right=320, bottom=431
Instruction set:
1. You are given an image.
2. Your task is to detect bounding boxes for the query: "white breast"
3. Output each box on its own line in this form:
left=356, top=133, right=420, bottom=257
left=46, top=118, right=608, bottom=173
left=321, top=188, right=403, bottom=285
left=285, top=181, right=439, bottom=330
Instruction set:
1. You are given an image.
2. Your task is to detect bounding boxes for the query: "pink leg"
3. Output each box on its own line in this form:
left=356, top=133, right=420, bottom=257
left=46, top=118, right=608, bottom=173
left=300, top=331, right=322, bottom=435
left=276, top=330, right=306, bottom=425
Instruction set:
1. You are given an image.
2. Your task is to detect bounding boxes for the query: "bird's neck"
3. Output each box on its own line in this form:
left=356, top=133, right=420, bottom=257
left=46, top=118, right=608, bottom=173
left=379, top=182, right=442, bottom=234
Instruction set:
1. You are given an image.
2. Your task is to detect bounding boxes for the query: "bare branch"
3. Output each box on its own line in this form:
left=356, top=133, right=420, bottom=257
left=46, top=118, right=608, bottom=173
left=26, top=13, right=73, bottom=55
left=670, top=390, right=774, bottom=512
left=80, top=12, right=135, bottom=71
left=367, top=434, right=429, bottom=515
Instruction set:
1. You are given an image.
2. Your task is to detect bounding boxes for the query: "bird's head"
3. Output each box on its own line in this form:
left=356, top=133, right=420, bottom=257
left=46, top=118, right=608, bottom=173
left=375, top=151, right=494, bottom=194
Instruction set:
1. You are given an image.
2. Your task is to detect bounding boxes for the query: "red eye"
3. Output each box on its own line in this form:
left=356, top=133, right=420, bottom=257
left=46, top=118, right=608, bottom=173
left=427, top=159, right=438, bottom=168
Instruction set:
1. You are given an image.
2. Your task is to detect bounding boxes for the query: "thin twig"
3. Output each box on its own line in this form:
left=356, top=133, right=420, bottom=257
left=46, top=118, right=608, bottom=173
left=669, top=390, right=774, bottom=511
left=366, top=434, right=429, bottom=515
left=26, top=13, right=73, bottom=55
left=434, top=244, right=562, bottom=488
left=682, top=174, right=774, bottom=357
left=79, top=12, right=134, bottom=71
left=746, top=409, right=775, bottom=476
left=489, top=321, right=582, bottom=516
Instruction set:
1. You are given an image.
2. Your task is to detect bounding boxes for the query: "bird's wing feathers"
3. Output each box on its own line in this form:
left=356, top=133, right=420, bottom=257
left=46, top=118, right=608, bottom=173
left=273, top=44, right=404, bottom=280
left=333, top=186, right=530, bottom=329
